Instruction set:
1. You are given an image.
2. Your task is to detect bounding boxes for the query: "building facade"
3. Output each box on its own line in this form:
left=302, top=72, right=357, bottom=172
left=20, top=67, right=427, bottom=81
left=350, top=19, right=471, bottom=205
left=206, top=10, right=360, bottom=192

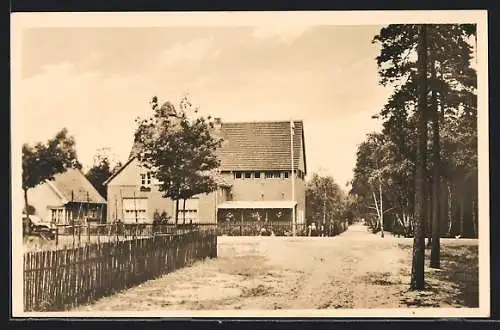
left=27, top=168, right=107, bottom=224
left=104, top=157, right=218, bottom=224
left=104, top=119, right=307, bottom=227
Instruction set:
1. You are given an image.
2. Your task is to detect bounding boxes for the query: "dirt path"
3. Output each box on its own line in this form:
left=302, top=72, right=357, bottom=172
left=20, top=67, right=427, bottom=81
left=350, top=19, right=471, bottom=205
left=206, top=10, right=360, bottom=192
left=74, top=224, right=478, bottom=311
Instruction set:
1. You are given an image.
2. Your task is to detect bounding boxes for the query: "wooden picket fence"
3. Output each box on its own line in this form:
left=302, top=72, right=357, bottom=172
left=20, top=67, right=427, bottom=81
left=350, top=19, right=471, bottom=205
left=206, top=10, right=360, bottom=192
left=23, top=229, right=217, bottom=312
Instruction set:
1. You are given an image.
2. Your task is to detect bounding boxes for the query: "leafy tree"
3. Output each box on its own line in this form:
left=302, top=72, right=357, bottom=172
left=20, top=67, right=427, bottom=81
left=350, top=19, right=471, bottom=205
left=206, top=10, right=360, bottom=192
left=24, top=204, right=36, bottom=215
left=351, top=132, right=414, bottom=237
left=306, top=174, right=346, bottom=226
left=134, top=96, right=222, bottom=224
left=22, top=128, right=81, bottom=231
left=85, top=153, right=120, bottom=199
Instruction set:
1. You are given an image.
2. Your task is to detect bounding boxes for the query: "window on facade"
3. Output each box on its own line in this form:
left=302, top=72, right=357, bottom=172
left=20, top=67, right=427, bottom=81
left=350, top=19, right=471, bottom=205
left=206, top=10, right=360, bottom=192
left=122, top=198, right=148, bottom=223
left=254, top=172, right=261, bottom=178
left=265, top=171, right=280, bottom=179
left=51, top=208, right=65, bottom=224
left=234, top=172, right=242, bottom=179
left=88, top=208, right=98, bottom=218
left=65, top=209, right=71, bottom=223
left=244, top=172, right=252, bottom=179
left=140, top=172, right=152, bottom=186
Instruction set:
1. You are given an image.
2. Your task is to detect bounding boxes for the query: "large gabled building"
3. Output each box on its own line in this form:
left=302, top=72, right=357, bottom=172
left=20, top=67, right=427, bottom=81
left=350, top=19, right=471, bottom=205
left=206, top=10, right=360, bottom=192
left=104, top=119, right=307, bottom=226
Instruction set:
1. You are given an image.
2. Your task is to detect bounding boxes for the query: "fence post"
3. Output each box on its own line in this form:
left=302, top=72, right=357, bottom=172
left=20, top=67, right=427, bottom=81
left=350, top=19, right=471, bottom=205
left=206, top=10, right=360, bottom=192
left=78, top=225, right=81, bottom=247
left=55, top=226, right=59, bottom=248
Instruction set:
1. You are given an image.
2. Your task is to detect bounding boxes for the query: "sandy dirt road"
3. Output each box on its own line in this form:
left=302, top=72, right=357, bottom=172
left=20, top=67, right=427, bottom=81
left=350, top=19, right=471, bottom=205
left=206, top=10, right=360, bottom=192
left=74, top=224, right=478, bottom=311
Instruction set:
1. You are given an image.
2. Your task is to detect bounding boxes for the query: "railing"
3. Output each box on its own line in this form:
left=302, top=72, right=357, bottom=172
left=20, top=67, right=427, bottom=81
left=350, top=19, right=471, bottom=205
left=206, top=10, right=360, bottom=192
left=23, top=228, right=217, bottom=312
left=47, top=223, right=199, bottom=250
left=200, top=220, right=349, bottom=237
left=28, top=220, right=349, bottom=250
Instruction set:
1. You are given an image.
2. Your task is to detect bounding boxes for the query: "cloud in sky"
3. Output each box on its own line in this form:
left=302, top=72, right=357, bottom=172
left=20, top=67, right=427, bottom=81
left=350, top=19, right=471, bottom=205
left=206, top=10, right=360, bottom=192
left=19, top=25, right=389, bottom=188
left=156, top=36, right=218, bottom=69
left=252, top=25, right=311, bottom=43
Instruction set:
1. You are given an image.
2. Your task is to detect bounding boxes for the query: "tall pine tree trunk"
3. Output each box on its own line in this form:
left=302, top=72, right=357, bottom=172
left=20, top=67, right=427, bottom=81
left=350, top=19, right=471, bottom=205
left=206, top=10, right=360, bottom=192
left=379, top=181, right=384, bottom=238
left=447, top=184, right=453, bottom=236
left=183, top=199, right=187, bottom=224
left=23, top=188, right=30, bottom=235
left=411, top=24, right=428, bottom=291
left=472, top=199, right=477, bottom=238
left=429, top=39, right=441, bottom=267
left=459, top=195, right=464, bottom=237
left=440, top=178, right=447, bottom=236
left=426, top=178, right=432, bottom=249
left=175, top=199, right=179, bottom=224
left=430, top=89, right=441, bottom=268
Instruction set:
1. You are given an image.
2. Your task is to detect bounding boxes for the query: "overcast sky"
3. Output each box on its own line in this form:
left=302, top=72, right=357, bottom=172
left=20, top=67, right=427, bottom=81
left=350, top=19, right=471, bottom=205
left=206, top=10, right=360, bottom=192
left=20, top=25, right=392, bottom=188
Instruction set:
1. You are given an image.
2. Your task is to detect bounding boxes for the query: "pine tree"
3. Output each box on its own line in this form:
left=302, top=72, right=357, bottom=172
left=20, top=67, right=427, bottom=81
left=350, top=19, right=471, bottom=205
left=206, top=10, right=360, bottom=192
left=372, top=23, right=477, bottom=287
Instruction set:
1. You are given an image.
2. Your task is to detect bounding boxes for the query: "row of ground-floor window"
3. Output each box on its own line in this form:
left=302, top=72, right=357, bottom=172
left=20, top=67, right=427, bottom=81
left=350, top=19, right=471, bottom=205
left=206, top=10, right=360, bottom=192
left=112, top=197, right=305, bottom=225
left=47, top=199, right=304, bottom=226
left=48, top=203, right=106, bottom=225
left=122, top=208, right=301, bottom=225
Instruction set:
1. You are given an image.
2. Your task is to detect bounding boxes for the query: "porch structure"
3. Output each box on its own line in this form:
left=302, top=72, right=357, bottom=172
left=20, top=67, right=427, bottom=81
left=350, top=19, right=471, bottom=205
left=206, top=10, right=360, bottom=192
left=217, top=201, right=297, bottom=224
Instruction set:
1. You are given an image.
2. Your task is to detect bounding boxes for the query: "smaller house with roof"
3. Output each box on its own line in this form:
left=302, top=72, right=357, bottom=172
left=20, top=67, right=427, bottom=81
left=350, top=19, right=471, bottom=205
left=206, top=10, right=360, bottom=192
left=104, top=119, right=307, bottom=227
left=27, top=168, right=107, bottom=224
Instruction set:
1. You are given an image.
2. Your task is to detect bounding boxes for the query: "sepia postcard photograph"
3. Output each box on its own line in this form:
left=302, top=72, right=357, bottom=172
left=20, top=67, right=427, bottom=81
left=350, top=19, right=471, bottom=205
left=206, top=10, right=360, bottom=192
left=10, top=10, right=489, bottom=318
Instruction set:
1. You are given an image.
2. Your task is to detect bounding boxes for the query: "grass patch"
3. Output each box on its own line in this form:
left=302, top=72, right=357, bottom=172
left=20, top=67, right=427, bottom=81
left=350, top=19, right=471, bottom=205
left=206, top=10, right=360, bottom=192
left=217, top=255, right=271, bottom=277
left=359, top=272, right=400, bottom=286
left=240, top=284, right=273, bottom=298
left=398, top=242, right=478, bottom=308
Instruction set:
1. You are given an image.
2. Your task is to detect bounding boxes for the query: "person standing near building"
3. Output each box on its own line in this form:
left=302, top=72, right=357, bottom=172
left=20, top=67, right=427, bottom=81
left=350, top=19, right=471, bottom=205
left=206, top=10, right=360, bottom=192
left=311, top=222, right=317, bottom=237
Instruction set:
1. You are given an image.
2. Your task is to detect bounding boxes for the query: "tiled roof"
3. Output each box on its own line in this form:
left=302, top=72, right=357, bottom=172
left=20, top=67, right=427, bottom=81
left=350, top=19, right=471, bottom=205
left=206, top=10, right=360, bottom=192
left=126, top=120, right=306, bottom=175
left=217, top=121, right=305, bottom=172
left=50, top=168, right=107, bottom=204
